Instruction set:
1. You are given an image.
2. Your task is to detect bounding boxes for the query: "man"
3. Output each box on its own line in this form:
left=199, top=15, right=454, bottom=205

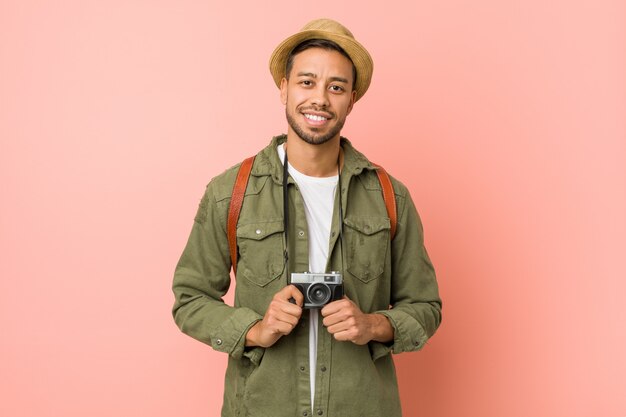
left=172, top=18, right=442, bottom=417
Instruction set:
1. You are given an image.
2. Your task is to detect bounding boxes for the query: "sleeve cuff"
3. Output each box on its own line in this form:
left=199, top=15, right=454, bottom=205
left=210, top=307, right=262, bottom=359
left=243, top=346, right=265, bottom=366
left=375, top=309, right=428, bottom=354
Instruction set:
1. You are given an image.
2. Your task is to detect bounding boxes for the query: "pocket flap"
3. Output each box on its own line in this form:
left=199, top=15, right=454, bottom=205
left=344, top=216, right=390, bottom=236
left=237, top=220, right=284, bottom=241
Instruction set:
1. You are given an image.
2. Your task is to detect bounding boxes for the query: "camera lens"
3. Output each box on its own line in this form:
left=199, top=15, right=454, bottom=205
left=307, top=283, right=331, bottom=305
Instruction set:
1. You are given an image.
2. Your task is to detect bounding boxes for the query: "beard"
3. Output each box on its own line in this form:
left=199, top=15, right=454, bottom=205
left=285, top=107, right=346, bottom=146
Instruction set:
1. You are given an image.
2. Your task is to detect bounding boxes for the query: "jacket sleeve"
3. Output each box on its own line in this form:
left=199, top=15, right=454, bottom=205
left=172, top=181, right=263, bottom=359
left=375, top=184, right=442, bottom=355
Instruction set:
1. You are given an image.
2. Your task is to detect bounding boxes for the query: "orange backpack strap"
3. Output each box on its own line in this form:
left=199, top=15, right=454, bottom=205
left=373, top=164, right=397, bottom=240
left=227, top=156, right=255, bottom=275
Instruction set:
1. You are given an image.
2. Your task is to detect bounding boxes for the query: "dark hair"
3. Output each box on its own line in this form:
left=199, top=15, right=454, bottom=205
left=285, top=39, right=357, bottom=89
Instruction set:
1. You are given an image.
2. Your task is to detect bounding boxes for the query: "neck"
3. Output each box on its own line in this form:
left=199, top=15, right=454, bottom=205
left=284, top=132, right=342, bottom=177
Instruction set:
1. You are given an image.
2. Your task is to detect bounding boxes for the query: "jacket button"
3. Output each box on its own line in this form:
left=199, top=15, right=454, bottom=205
left=298, top=230, right=305, bottom=237
left=216, top=339, right=223, bottom=346
left=255, top=229, right=262, bottom=235
left=303, top=412, right=308, bottom=416
left=317, top=410, right=323, bottom=415
left=320, top=366, right=327, bottom=372
left=299, top=366, right=305, bottom=371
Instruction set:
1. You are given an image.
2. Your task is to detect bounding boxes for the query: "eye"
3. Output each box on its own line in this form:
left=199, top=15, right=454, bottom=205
left=300, top=80, right=313, bottom=87
left=329, top=85, right=345, bottom=93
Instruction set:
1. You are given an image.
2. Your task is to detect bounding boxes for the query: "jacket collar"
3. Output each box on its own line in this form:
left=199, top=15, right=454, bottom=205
left=252, top=134, right=375, bottom=184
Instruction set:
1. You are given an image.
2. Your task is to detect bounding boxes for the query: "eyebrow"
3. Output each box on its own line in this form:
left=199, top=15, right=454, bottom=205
left=296, top=72, right=349, bottom=84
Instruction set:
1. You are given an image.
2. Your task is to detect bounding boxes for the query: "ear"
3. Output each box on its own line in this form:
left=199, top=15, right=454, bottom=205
left=280, top=78, right=288, bottom=105
left=346, top=90, right=357, bottom=115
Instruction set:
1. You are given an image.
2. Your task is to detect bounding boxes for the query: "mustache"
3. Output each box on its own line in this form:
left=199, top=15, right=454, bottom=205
left=298, top=106, right=335, bottom=119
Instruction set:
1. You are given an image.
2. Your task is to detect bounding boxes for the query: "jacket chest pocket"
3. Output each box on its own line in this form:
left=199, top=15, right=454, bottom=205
left=343, top=216, right=390, bottom=283
left=236, top=221, right=285, bottom=287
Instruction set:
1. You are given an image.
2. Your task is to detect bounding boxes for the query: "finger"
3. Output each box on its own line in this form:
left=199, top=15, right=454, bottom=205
left=322, top=312, right=346, bottom=328
left=276, top=299, right=303, bottom=318
left=331, top=329, right=354, bottom=342
left=326, top=312, right=358, bottom=330
left=326, top=321, right=350, bottom=335
left=286, top=285, right=304, bottom=306
left=266, top=303, right=301, bottom=326
left=276, top=285, right=304, bottom=307
left=272, top=310, right=300, bottom=326
left=277, top=305, right=303, bottom=323
left=321, top=298, right=349, bottom=317
left=269, top=319, right=297, bottom=336
left=266, top=309, right=300, bottom=330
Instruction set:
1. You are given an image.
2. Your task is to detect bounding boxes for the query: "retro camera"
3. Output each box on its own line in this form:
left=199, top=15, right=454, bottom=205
left=291, top=272, right=343, bottom=309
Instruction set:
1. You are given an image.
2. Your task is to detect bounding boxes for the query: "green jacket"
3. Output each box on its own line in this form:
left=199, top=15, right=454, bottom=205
left=172, top=135, right=442, bottom=417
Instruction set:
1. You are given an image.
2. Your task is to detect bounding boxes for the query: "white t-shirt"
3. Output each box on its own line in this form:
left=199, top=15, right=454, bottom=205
left=277, top=144, right=338, bottom=408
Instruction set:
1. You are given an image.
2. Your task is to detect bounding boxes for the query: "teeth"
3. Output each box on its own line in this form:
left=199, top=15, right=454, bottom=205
left=305, top=114, right=327, bottom=121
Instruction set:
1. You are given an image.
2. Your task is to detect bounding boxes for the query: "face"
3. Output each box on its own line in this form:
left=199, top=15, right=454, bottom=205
left=280, top=48, right=357, bottom=146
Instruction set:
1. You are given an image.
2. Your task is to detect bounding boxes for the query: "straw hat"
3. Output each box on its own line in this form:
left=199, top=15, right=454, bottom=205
left=269, top=18, right=374, bottom=102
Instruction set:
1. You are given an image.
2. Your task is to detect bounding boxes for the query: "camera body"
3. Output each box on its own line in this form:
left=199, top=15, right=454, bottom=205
left=291, top=272, right=343, bottom=309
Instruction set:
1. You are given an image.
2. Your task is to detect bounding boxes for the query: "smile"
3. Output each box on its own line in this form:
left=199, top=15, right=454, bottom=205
left=304, top=113, right=328, bottom=122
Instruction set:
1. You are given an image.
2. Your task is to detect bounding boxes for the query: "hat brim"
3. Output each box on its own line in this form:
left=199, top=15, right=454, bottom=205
left=269, top=29, right=373, bottom=102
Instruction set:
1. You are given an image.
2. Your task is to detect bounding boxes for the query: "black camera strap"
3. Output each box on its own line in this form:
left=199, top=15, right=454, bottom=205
left=282, top=148, right=344, bottom=284
left=283, top=151, right=290, bottom=280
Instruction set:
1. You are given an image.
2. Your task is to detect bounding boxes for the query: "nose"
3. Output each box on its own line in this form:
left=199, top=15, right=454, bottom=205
left=310, top=84, right=329, bottom=108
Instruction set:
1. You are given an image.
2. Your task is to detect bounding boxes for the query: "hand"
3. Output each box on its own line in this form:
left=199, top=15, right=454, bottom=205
left=245, top=285, right=303, bottom=348
left=321, top=296, right=394, bottom=345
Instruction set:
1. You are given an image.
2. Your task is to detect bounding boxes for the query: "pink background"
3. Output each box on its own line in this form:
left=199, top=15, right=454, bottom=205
left=1, top=1, right=625, bottom=416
